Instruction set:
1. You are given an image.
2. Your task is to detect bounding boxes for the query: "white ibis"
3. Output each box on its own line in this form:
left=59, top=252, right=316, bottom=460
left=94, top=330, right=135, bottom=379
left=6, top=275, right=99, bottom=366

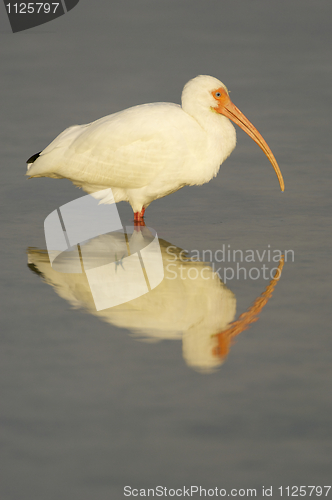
left=27, top=230, right=284, bottom=372
left=27, top=75, right=284, bottom=221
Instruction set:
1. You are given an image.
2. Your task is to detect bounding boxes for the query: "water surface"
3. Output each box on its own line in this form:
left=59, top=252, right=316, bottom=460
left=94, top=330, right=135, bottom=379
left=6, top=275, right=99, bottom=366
left=1, top=1, right=331, bottom=499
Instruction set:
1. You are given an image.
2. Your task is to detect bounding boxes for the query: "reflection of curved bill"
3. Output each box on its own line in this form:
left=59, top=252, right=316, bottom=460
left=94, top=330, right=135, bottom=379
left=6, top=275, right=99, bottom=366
left=212, top=257, right=284, bottom=360
left=27, top=233, right=284, bottom=373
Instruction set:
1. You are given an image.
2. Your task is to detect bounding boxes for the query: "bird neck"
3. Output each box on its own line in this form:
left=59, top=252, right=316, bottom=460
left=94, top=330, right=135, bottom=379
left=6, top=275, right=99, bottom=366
left=183, top=103, right=237, bottom=165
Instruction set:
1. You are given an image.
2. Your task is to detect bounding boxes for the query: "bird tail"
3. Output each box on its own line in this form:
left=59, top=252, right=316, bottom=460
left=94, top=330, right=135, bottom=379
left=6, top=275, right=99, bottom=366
left=26, top=151, right=41, bottom=171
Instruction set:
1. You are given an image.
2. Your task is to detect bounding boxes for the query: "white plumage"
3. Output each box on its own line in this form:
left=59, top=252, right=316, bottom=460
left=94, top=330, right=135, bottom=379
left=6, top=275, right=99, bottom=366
left=27, top=231, right=237, bottom=372
left=27, top=229, right=284, bottom=372
left=27, top=75, right=284, bottom=219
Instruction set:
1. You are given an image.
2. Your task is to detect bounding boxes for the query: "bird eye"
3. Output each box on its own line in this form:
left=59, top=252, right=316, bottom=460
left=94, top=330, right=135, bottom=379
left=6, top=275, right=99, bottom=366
left=215, top=92, right=221, bottom=97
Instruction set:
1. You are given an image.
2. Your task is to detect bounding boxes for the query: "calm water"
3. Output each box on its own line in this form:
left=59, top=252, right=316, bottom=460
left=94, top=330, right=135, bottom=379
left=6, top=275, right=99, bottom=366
left=1, top=1, right=331, bottom=499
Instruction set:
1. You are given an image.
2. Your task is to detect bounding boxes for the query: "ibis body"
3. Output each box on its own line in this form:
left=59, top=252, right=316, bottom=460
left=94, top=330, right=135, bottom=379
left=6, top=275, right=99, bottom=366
left=27, top=75, right=284, bottom=220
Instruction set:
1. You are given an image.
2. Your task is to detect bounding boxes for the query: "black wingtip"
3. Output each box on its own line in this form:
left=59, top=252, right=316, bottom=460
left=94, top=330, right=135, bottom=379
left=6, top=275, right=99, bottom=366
left=27, top=262, right=45, bottom=278
left=26, top=151, right=42, bottom=164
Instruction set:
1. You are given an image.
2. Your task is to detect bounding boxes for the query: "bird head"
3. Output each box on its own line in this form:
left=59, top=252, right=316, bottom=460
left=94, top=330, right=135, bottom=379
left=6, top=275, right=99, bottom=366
left=182, top=75, right=285, bottom=192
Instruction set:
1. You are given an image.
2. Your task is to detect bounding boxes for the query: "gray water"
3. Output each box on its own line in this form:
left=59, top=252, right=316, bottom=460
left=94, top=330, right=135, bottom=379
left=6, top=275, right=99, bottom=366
left=1, top=1, right=332, bottom=499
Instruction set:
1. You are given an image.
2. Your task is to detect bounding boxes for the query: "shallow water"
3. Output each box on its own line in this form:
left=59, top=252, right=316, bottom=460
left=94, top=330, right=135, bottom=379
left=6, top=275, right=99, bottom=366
left=1, top=1, right=332, bottom=499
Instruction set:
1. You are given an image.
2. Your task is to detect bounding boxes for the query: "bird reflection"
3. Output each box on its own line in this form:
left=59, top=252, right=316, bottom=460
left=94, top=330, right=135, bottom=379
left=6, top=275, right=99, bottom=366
left=27, top=227, right=284, bottom=373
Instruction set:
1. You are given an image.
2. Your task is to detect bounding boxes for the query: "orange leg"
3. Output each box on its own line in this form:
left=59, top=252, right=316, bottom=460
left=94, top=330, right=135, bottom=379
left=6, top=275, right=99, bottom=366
left=134, top=207, right=145, bottom=222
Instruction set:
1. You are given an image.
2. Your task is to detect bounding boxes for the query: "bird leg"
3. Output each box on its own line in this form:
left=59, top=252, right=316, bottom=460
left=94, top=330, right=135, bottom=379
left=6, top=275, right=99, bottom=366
left=133, top=207, right=146, bottom=230
left=134, top=207, right=145, bottom=222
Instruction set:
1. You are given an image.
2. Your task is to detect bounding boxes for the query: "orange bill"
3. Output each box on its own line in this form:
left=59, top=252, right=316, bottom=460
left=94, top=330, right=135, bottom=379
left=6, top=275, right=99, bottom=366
left=213, top=88, right=285, bottom=192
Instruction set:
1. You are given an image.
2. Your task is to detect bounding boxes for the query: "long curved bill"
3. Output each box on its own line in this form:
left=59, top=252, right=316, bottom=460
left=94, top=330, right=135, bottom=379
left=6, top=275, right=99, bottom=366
left=215, top=95, right=285, bottom=192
